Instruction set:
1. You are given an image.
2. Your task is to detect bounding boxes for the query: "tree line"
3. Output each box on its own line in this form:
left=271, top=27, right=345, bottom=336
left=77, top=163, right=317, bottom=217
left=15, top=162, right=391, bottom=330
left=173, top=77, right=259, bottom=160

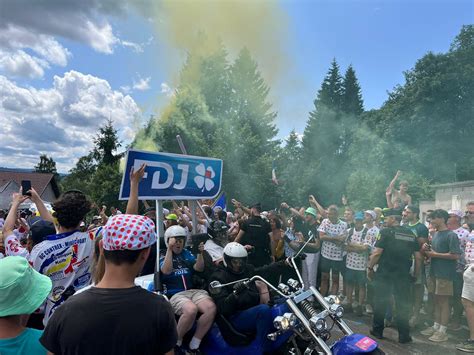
left=36, top=25, right=473, bottom=211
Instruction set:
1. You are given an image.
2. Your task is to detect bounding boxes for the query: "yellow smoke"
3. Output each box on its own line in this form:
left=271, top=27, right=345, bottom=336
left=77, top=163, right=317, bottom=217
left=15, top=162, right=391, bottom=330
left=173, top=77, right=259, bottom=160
left=150, top=0, right=289, bottom=84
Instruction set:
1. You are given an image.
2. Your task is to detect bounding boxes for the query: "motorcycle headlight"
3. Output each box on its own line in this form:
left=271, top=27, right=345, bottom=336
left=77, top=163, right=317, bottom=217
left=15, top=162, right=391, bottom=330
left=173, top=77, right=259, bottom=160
left=287, top=278, right=300, bottom=290
left=324, top=295, right=339, bottom=305
left=283, top=312, right=297, bottom=327
left=273, top=316, right=290, bottom=330
left=330, top=304, right=344, bottom=318
left=309, top=316, right=327, bottom=332
left=278, top=283, right=290, bottom=294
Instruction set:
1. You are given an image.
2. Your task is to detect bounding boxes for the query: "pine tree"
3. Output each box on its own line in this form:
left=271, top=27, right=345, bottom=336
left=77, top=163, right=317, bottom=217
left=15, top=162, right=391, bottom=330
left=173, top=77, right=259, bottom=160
left=301, top=59, right=347, bottom=204
left=342, top=65, right=364, bottom=116
left=93, top=119, right=122, bottom=165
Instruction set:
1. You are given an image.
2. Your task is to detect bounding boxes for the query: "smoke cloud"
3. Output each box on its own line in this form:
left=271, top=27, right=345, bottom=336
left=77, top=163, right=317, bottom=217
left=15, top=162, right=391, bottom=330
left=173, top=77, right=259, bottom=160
left=149, top=0, right=289, bottom=85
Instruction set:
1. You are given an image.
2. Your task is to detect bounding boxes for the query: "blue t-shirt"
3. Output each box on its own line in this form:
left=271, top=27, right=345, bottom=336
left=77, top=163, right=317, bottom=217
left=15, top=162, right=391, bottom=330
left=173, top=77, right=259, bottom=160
left=160, top=249, right=196, bottom=296
left=0, top=328, right=46, bottom=355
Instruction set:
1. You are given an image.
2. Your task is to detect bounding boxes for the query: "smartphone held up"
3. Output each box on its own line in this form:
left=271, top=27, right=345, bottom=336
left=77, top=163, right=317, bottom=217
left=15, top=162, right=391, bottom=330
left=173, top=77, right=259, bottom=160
left=21, top=180, right=32, bottom=196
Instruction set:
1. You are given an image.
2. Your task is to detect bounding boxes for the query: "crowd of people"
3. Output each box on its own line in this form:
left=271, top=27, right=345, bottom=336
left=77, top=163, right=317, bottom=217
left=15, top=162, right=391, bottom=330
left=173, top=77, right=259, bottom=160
left=1, top=167, right=474, bottom=354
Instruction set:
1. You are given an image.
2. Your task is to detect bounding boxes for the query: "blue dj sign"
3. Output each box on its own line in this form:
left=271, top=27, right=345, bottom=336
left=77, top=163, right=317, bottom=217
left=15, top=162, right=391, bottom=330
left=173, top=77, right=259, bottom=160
left=119, top=149, right=223, bottom=200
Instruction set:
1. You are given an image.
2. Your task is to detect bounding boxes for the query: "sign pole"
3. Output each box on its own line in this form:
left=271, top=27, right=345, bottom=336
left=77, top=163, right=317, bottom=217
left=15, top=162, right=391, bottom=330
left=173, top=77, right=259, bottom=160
left=154, top=200, right=164, bottom=292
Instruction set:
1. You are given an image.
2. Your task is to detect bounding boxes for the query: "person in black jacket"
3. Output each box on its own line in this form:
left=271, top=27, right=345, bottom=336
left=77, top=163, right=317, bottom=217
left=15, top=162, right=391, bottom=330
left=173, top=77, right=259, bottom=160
left=208, top=242, right=288, bottom=348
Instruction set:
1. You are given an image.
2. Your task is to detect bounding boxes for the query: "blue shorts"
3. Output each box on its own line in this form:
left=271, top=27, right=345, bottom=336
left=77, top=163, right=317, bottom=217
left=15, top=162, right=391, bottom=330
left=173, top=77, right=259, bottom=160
left=345, top=269, right=367, bottom=286
left=320, top=256, right=343, bottom=274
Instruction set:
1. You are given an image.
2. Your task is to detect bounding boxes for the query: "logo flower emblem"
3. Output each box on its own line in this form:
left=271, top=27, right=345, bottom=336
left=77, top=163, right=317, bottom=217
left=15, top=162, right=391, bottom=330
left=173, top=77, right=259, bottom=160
left=194, top=163, right=216, bottom=192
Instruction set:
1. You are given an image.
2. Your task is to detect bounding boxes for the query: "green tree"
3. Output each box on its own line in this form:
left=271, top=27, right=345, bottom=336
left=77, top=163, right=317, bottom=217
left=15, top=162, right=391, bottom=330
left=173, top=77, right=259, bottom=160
left=93, top=119, right=122, bottom=165
left=302, top=59, right=347, bottom=204
left=34, top=154, right=58, bottom=175
left=342, top=65, right=364, bottom=116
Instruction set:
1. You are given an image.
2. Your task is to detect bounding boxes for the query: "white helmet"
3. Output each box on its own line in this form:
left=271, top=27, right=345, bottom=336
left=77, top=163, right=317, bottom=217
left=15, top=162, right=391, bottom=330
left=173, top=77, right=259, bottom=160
left=164, top=225, right=187, bottom=246
left=223, top=242, right=248, bottom=274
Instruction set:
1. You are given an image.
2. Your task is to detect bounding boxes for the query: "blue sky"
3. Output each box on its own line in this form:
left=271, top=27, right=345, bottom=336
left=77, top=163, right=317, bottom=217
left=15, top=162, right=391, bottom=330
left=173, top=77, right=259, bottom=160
left=0, top=0, right=471, bottom=171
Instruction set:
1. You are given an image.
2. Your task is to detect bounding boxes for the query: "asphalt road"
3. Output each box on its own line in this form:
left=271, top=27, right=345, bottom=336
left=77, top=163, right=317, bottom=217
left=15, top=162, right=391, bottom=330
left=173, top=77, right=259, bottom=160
left=339, top=312, right=470, bottom=354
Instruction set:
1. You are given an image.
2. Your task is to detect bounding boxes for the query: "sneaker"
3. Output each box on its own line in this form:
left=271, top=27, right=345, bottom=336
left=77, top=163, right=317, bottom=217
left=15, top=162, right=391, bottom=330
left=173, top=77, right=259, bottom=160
left=409, top=315, right=418, bottom=328
left=449, top=322, right=463, bottom=331
left=370, top=330, right=384, bottom=339
left=365, top=304, right=373, bottom=314
left=429, top=331, right=448, bottom=342
left=420, top=326, right=436, bottom=336
left=456, top=340, right=474, bottom=353
left=399, top=336, right=413, bottom=344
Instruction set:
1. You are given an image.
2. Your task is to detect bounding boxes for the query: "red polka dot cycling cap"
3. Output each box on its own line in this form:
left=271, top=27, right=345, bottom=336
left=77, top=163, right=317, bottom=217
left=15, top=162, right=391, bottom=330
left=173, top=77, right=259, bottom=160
left=102, top=214, right=156, bottom=251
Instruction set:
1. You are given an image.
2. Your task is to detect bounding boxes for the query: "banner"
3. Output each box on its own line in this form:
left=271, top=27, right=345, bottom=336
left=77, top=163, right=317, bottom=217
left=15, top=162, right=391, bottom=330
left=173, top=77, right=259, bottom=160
left=119, top=149, right=223, bottom=200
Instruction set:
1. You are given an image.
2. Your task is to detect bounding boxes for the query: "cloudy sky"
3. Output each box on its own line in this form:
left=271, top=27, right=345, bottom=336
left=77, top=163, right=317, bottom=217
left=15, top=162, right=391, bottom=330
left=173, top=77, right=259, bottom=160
left=0, top=0, right=471, bottom=172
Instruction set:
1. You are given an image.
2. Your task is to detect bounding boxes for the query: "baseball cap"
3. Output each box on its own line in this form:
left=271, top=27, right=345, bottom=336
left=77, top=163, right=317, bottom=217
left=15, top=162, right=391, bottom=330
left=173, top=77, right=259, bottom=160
left=0, top=256, right=52, bottom=317
left=448, top=209, right=464, bottom=219
left=305, top=207, right=318, bottom=217
left=354, top=211, right=365, bottom=220
left=30, top=219, right=56, bottom=245
left=364, top=210, right=377, bottom=220
left=102, top=214, right=156, bottom=251
left=166, top=213, right=178, bottom=221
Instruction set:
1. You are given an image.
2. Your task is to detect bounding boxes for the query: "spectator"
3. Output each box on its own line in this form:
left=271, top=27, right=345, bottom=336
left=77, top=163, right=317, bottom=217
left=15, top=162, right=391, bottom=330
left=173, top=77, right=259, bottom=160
left=403, top=205, right=429, bottom=327
left=0, top=256, right=52, bottom=355
left=466, top=202, right=474, bottom=225
left=421, top=209, right=461, bottom=342
left=40, top=214, right=177, bottom=355
left=4, top=188, right=94, bottom=325
left=344, top=212, right=375, bottom=316
left=109, top=206, right=122, bottom=216
left=448, top=209, right=470, bottom=330
left=318, top=205, right=347, bottom=296
left=457, top=227, right=474, bottom=352
left=386, top=170, right=412, bottom=209
left=235, top=203, right=273, bottom=267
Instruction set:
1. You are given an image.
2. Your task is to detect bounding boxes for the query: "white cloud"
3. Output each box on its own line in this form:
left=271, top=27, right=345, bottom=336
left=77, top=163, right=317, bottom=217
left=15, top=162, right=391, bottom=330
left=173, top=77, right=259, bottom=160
left=0, top=50, right=46, bottom=79
left=133, top=77, right=151, bottom=91
left=0, top=71, right=140, bottom=171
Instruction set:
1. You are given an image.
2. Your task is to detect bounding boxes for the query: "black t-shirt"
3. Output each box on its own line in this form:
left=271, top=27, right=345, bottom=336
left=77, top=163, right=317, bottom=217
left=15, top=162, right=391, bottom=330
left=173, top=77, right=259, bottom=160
left=375, top=226, right=419, bottom=276
left=40, top=286, right=177, bottom=355
left=406, top=221, right=429, bottom=244
left=240, top=216, right=272, bottom=267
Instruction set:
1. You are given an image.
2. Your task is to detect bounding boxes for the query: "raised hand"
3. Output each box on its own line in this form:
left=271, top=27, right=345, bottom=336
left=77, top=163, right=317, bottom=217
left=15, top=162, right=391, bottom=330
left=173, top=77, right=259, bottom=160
left=130, top=163, right=146, bottom=185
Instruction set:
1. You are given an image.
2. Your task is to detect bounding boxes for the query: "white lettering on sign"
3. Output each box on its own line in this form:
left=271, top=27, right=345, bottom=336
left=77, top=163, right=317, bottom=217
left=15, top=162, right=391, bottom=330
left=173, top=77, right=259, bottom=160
left=134, top=159, right=190, bottom=191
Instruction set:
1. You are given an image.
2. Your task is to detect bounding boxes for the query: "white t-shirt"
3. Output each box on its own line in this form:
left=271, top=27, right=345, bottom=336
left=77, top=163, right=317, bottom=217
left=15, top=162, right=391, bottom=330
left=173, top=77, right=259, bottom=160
left=366, top=225, right=380, bottom=243
left=454, top=227, right=470, bottom=271
left=465, top=232, right=474, bottom=266
left=6, top=230, right=96, bottom=325
left=345, top=227, right=376, bottom=270
left=204, top=239, right=224, bottom=261
left=318, top=219, right=348, bottom=261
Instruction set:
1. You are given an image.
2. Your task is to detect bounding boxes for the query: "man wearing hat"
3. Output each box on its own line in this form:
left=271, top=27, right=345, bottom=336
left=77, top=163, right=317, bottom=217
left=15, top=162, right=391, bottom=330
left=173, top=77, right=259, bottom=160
left=0, top=256, right=52, bottom=354
left=40, top=214, right=177, bottom=355
left=368, top=208, right=422, bottom=343
left=235, top=203, right=273, bottom=267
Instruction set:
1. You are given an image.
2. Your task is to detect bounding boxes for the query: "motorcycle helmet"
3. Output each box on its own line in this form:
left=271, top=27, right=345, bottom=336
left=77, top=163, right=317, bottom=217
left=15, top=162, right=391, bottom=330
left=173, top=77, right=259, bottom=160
left=223, top=242, right=248, bottom=274
left=164, top=225, right=187, bottom=246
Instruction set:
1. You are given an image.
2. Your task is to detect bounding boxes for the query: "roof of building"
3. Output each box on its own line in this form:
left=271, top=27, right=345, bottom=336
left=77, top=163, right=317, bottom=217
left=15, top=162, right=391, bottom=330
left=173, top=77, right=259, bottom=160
left=432, top=180, right=474, bottom=189
left=0, top=170, right=60, bottom=197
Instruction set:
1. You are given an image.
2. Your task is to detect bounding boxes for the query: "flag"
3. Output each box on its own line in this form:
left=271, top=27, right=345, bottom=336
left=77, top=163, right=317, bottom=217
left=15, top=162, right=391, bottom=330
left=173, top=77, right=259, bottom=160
left=272, top=161, right=279, bottom=185
left=212, top=192, right=227, bottom=211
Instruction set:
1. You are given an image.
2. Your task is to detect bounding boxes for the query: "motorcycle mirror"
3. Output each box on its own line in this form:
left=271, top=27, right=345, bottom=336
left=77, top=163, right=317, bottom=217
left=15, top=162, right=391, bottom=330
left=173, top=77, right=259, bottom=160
left=209, top=281, right=222, bottom=295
